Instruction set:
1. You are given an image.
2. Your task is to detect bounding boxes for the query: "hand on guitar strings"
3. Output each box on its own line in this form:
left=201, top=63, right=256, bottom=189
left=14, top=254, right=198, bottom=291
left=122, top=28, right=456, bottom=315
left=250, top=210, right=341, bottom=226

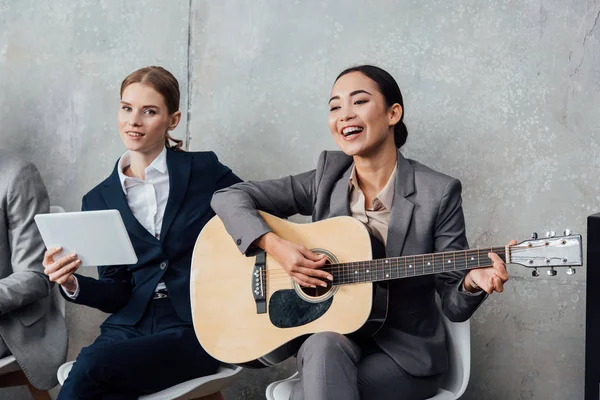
left=255, top=232, right=334, bottom=288
left=464, top=240, right=516, bottom=294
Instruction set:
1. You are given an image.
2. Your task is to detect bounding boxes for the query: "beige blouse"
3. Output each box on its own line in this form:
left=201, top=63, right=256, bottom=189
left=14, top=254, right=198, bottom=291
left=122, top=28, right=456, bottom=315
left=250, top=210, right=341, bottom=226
left=348, top=164, right=397, bottom=246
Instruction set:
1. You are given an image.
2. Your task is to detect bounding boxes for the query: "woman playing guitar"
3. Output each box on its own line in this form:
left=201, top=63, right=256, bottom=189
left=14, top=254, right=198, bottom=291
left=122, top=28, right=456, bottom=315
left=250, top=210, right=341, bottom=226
left=211, top=65, right=513, bottom=400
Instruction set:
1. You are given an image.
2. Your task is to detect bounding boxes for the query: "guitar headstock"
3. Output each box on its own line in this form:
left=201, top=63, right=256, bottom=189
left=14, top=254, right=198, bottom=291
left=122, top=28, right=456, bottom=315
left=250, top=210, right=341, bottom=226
left=509, top=229, right=582, bottom=277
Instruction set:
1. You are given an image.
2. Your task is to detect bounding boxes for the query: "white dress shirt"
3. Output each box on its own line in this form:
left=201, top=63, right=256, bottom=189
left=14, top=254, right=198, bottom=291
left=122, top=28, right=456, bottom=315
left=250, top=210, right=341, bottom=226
left=64, top=147, right=170, bottom=298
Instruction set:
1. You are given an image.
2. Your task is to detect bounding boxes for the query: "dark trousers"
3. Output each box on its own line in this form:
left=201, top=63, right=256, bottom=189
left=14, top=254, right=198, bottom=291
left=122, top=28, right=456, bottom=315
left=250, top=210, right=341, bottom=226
left=58, top=296, right=219, bottom=400
left=291, top=332, right=442, bottom=400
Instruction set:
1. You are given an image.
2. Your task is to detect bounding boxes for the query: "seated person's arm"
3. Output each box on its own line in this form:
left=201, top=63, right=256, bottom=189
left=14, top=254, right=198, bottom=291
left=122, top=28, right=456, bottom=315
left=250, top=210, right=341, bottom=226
left=434, top=179, right=488, bottom=322
left=0, top=162, right=52, bottom=315
left=43, top=196, right=132, bottom=313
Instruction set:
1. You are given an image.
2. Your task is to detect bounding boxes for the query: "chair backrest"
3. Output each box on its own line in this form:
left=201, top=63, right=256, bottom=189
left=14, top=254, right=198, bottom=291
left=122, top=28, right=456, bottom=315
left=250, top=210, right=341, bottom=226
left=436, top=299, right=471, bottom=398
left=50, top=205, right=66, bottom=317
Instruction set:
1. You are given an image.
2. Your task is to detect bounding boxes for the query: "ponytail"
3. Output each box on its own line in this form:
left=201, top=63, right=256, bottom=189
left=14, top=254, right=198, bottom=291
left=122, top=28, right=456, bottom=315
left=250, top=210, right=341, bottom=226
left=165, top=133, right=184, bottom=152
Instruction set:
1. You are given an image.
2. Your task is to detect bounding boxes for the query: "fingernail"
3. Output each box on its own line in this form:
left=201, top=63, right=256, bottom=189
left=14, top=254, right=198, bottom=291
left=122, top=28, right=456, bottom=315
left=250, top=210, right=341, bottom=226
left=70, top=253, right=77, bottom=258
left=55, top=247, right=62, bottom=251
left=327, top=275, right=333, bottom=281
left=311, top=285, right=317, bottom=288
left=320, top=282, right=328, bottom=287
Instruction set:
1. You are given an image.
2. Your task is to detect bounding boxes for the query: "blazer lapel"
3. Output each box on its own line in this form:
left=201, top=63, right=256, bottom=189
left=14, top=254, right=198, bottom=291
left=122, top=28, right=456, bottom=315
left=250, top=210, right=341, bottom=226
left=386, top=151, right=415, bottom=257
left=160, top=150, right=191, bottom=241
left=101, top=164, right=157, bottom=246
left=328, top=164, right=353, bottom=218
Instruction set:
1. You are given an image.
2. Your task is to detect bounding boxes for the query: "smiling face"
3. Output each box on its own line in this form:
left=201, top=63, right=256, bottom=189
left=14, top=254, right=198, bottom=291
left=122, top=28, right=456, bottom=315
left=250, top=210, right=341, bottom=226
left=328, top=71, right=401, bottom=158
left=118, top=82, right=180, bottom=157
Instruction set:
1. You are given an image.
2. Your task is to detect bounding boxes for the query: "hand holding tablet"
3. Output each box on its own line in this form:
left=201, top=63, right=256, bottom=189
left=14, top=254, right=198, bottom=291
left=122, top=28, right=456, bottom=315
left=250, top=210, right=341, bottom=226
left=34, top=210, right=138, bottom=268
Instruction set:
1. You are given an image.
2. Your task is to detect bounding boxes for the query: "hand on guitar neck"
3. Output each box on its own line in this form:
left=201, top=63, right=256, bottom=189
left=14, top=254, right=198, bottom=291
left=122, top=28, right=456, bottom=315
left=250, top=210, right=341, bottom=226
left=463, top=239, right=516, bottom=294
left=255, top=232, right=334, bottom=289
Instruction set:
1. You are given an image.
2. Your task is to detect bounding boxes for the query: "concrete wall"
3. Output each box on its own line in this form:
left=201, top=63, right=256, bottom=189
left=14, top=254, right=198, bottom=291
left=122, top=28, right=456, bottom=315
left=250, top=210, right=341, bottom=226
left=2, top=0, right=598, bottom=398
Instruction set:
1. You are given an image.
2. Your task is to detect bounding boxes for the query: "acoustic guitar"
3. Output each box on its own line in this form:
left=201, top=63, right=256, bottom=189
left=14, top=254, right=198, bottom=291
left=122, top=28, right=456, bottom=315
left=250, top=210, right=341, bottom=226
left=190, top=212, right=582, bottom=367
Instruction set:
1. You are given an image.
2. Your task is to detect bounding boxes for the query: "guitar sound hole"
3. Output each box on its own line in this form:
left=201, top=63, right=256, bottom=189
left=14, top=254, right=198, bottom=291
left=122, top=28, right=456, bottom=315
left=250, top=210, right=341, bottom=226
left=299, top=259, right=333, bottom=298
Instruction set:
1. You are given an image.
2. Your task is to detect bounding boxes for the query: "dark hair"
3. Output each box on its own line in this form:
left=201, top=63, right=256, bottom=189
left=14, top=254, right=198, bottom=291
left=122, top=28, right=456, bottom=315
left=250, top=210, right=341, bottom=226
left=335, top=65, right=408, bottom=148
left=120, top=66, right=184, bottom=151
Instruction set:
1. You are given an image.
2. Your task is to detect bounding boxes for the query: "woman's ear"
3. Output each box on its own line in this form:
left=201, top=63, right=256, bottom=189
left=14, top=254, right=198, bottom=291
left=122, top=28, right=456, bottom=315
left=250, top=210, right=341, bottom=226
left=168, top=111, right=182, bottom=131
left=388, top=104, right=403, bottom=127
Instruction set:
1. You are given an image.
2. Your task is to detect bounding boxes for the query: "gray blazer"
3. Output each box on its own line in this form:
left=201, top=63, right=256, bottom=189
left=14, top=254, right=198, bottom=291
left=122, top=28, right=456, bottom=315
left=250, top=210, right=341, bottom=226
left=212, top=150, right=487, bottom=377
left=0, top=150, right=68, bottom=389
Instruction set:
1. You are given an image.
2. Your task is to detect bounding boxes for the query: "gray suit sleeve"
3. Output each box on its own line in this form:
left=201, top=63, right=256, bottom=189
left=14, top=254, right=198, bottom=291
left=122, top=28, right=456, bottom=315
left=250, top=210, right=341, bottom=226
left=0, top=162, right=52, bottom=314
left=211, top=167, right=318, bottom=255
left=434, top=178, right=487, bottom=322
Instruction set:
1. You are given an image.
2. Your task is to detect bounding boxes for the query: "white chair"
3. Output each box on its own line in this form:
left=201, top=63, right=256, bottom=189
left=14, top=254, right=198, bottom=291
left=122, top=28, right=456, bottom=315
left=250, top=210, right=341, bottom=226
left=0, top=205, right=67, bottom=399
left=266, top=303, right=471, bottom=400
left=57, top=362, right=242, bottom=400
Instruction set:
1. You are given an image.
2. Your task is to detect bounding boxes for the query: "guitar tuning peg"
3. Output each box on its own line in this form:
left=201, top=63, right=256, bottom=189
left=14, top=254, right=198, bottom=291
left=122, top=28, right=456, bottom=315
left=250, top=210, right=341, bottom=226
left=547, top=267, right=557, bottom=276
left=567, top=267, right=576, bottom=275
left=564, top=229, right=572, bottom=236
left=532, top=268, right=539, bottom=277
left=545, top=231, right=551, bottom=238
left=550, top=231, right=556, bottom=237
left=531, top=232, right=538, bottom=240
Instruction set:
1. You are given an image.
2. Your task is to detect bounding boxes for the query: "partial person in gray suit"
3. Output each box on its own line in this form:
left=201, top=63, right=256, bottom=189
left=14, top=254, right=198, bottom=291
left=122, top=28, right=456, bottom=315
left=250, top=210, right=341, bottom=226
left=212, top=65, right=513, bottom=400
left=0, top=150, right=68, bottom=389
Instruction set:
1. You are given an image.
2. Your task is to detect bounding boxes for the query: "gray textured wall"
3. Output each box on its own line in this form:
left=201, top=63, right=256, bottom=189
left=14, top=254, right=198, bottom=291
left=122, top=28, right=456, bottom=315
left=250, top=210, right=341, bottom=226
left=2, top=0, right=598, bottom=399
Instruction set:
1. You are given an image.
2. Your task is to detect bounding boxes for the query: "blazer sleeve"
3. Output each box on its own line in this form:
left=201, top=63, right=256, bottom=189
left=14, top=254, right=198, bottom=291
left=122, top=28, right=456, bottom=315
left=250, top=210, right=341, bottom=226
left=211, top=154, right=322, bottom=255
left=210, top=151, right=243, bottom=191
left=0, top=162, right=52, bottom=314
left=434, top=178, right=487, bottom=322
left=61, top=195, right=132, bottom=313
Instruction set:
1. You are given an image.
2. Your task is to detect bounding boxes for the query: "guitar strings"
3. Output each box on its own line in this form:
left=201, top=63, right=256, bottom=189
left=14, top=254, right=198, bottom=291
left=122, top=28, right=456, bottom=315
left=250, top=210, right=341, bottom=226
left=263, top=258, right=575, bottom=280
left=260, top=244, right=569, bottom=279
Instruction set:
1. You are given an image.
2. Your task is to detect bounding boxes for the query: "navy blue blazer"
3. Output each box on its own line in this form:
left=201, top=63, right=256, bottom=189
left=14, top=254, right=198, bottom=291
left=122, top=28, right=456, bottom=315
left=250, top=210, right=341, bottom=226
left=62, top=148, right=241, bottom=326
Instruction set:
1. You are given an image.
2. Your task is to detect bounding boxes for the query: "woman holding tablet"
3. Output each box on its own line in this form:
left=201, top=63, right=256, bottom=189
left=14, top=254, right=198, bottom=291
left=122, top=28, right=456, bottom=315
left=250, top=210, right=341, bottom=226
left=42, top=66, right=241, bottom=399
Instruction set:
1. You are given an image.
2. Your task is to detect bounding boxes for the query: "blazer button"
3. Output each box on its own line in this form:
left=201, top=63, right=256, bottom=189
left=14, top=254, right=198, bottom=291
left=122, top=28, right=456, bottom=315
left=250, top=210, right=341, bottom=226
left=159, top=261, right=167, bottom=270
left=236, top=239, right=242, bottom=245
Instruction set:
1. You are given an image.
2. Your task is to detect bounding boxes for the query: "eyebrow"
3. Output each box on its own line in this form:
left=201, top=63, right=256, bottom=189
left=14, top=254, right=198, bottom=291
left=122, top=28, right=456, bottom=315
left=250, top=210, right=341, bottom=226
left=120, top=101, right=160, bottom=109
left=328, top=89, right=372, bottom=104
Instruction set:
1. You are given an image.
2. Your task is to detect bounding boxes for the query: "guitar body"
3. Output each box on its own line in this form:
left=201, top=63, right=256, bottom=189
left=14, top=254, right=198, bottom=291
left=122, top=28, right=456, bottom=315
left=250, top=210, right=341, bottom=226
left=190, top=212, right=388, bottom=367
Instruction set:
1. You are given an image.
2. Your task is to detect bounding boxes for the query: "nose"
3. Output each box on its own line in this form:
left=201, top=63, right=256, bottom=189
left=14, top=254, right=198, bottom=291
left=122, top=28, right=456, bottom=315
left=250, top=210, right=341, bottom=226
left=339, top=104, right=356, bottom=122
left=128, top=111, right=142, bottom=127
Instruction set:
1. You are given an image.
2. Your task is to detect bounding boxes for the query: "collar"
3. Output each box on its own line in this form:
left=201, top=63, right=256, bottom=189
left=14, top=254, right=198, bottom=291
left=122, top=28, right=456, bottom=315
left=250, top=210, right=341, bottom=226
left=348, top=163, right=397, bottom=211
left=117, top=147, right=168, bottom=194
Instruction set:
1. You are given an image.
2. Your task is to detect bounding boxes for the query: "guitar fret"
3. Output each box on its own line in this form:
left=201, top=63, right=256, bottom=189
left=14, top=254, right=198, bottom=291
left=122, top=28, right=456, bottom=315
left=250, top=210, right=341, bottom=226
left=358, top=261, right=363, bottom=283
left=412, top=255, right=417, bottom=276
left=359, top=260, right=364, bottom=283
left=361, top=260, right=366, bottom=283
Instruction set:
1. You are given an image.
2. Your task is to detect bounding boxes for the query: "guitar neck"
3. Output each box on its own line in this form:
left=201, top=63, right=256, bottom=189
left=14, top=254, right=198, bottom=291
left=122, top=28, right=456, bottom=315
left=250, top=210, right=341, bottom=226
left=324, top=246, right=507, bottom=285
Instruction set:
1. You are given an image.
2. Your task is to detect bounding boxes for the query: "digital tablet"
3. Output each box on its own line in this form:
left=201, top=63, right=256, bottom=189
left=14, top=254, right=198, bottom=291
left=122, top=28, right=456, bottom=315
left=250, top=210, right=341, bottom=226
left=34, top=210, right=138, bottom=267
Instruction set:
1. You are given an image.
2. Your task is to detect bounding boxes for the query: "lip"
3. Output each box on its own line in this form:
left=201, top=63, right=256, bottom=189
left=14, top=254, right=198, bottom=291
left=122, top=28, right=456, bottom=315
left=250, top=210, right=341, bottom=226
left=125, top=131, right=145, bottom=138
left=339, top=125, right=364, bottom=141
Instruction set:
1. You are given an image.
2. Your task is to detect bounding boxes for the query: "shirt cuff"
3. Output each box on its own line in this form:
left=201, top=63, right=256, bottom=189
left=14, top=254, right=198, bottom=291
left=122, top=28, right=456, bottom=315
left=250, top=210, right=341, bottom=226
left=62, top=276, right=80, bottom=299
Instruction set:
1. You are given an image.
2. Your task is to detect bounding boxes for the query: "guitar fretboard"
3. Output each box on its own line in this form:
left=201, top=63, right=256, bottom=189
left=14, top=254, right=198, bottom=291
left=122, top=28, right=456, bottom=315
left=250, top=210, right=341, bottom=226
left=323, top=247, right=506, bottom=285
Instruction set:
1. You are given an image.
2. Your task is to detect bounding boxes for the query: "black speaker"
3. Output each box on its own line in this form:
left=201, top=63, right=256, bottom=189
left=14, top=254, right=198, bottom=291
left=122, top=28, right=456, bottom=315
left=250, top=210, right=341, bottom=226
left=586, top=213, right=600, bottom=399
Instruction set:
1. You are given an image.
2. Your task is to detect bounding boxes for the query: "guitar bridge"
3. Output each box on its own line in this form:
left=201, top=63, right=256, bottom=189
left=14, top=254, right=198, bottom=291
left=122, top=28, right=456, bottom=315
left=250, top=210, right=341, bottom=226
left=252, top=252, right=267, bottom=314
